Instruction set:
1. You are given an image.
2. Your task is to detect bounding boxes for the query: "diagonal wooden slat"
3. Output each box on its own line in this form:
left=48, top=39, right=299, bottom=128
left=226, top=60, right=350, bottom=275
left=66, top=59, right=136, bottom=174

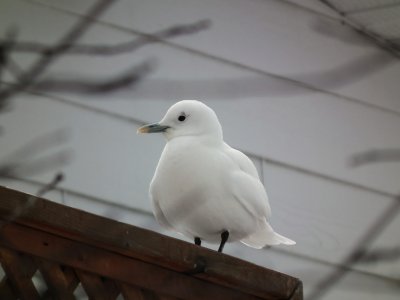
left=36, top=258, right=75, bottom=300
left=40, top=265, right=80, bottom=300
left=61, top=265, right=80, bottom=292
left=76, top=269, right=119, bottom=300
left=118, top=283, right=159, bottom=300
left=0, top=246, right=40, bottom=300
left=0, top=277, right=18, bottom=299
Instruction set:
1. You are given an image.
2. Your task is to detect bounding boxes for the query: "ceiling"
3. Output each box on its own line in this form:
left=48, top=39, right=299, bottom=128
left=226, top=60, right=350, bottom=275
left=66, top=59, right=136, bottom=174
left=320, top=0, right=400, bottom=56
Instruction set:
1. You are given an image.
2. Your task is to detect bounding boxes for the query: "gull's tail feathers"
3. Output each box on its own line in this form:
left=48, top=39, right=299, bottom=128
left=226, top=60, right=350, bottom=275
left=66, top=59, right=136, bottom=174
left=240, top=219, right=295, bottom=249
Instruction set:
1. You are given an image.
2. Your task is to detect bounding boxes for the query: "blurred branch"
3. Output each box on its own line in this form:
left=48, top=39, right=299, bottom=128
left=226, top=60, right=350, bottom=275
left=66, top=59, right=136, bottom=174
left=0, top=28, right=20, bottom=112
left=355, top=246, right=400, bottom=264
left=0, top=0, right=117, bottom=102
left=33, top=60, right=154, bottom=94
left=5, top=20, right=210, bottom=56
left=0, top=29, right=17, bottom=80
left=36, top=172, right=64, bottom=197
left=350, top=148, right=400, bottom=167
left=0, top=20, right=209, bottom=96
left=0, top=18, right=210, bottom=100
left=308, top=195, right=400, bottom=300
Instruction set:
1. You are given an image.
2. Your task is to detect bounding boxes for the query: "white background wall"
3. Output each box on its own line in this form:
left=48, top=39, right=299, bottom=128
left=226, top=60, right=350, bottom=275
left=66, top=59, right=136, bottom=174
left=0, top=0, right=399, bottom=299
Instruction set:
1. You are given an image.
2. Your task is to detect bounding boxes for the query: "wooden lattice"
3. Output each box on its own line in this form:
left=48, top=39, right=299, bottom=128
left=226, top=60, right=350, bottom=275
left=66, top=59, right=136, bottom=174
left=0, top=186, right=302, bottom=300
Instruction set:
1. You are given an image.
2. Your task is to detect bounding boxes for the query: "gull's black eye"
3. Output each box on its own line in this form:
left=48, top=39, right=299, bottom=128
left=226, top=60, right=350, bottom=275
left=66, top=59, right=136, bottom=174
left=178, top=115, right=186, bottom=122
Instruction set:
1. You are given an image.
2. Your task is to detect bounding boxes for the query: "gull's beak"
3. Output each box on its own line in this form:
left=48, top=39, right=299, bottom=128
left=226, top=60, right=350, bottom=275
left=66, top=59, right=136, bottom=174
left=137, top=123, right=170, bottom=134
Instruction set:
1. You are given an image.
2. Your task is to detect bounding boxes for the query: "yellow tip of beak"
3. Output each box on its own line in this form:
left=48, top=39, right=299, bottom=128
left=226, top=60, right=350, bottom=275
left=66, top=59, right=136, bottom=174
left=137, top=126, right=149, bottom=134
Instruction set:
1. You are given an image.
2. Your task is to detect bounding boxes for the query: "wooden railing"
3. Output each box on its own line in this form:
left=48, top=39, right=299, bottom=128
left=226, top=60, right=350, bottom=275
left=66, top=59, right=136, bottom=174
left=0, top=186, right=302, bottom=299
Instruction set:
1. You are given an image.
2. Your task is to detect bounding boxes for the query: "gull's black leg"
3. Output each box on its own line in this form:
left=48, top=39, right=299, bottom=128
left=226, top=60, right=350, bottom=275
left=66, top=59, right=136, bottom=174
left=218, top=230, right=229, bottom=253
left=194, top=237, right=201, bottom=246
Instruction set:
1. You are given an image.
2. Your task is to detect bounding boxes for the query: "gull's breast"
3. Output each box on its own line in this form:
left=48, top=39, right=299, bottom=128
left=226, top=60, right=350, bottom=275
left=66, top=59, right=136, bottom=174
left=150, top=140, right=256, bottom=241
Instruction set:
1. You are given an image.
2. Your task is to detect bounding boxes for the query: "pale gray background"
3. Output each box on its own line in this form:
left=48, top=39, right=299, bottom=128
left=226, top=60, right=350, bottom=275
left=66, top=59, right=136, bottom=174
left=0, top=0, right=399, bottom=299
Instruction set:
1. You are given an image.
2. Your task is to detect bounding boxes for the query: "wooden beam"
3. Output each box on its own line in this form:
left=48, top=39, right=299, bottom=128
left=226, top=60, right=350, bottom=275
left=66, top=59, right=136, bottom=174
left=0, top=186, right=302, bottom=299
left=0, top=222, right=261, bottom=300
left=75, top=269, right=119, bottom=299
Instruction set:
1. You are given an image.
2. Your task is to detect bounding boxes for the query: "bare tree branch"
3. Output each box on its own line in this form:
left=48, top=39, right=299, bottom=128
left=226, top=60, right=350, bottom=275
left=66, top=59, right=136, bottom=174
left=4, top=20, right=210, bottom=56
left=0, top=28, right=20, bottom=111
left=0, top=29, right=16, bottom=79
left=350, top=148, right=400, bottom=167
left=32, top=60, right=154, bottom=94
left=0, top=19, right=210, bottom=100
left=0, top=0, right=117, bottom=102
left=0, top=20, right=209, bottom=96
left=355, top=246, right=400, bottom=264
left=0, top=29, right=24, bottom=83
left=36, top=172, right=64, bottom=197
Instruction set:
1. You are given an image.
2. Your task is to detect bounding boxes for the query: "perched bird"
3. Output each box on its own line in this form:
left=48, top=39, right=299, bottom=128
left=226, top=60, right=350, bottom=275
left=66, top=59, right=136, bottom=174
left=138, top=100, right=295, bottom=252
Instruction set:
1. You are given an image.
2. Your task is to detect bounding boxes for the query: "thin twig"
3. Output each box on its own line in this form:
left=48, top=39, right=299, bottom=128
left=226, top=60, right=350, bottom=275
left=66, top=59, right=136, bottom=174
left=350, top=149, right=400, bottom=167
left=0, top=0, right=117, bottom=101
left=5, top=20, right=210, bottom=56
left=33, top=60, right=154, bottom=94
left=356, top=246, right=400, bottom=264
left=345, top=2, right=400, bottom=15
left=0, top=17, right=210, bottom=99
left=0, top=30, right=14, bottom=79
left=0, top=29, right=23, bottom=81
left=0, top=28, right=19, bottom=111
left=36, top=172, right=64, bottom=197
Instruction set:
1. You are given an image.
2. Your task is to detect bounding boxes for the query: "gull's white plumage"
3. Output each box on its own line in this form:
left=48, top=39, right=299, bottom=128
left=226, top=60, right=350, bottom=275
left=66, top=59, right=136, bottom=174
left=139, top=100, right=295, bottom=249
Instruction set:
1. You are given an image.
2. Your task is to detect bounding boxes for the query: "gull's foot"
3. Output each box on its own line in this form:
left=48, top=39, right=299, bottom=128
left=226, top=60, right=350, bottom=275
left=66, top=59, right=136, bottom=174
left=194, top=237, right=201, bottom=246
left=218, top=230, right=229, bottom=253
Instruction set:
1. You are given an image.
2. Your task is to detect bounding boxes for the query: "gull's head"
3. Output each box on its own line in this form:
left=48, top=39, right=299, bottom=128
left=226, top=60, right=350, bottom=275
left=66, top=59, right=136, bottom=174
left=137, top=100, right=223, bottom=141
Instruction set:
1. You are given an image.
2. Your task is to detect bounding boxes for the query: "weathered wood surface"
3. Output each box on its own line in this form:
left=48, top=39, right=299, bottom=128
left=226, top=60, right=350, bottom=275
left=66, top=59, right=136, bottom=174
left=0, top=186, right=302, bottom=299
